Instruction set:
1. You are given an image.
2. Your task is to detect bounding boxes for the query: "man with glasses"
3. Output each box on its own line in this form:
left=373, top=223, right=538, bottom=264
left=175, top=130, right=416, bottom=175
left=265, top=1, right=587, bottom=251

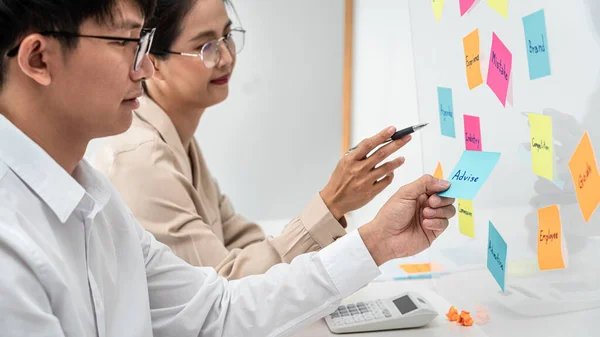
left=0, top=0, right=456, bottom=336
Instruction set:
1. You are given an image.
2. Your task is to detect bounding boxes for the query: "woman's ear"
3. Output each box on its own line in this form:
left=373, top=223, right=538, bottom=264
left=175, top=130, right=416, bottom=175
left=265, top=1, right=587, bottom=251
left=16, top=34, right=54, bottom=86
left=148, top=54, right=165, bottom=81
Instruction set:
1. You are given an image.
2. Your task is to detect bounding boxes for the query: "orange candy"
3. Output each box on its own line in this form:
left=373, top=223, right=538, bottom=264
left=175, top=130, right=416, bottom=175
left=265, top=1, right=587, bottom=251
left=446, top=306, right=459, bottom=321
left=447, top=306, right=474, bottom=326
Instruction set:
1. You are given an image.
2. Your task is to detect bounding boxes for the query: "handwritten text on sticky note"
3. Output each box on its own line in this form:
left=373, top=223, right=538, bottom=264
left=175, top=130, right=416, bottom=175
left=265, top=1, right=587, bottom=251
left=568, top=131, right=600, bottom=222
left=464, top=115, right=482, bottom=151
left=487, top=33, right=512, bottom=107
left=523, top=9, right=551, bottom=80
left=434, top=162, right=444, bottom=179
left=487, top=221, right=507, bottom=291
left=432, top=0, right=445, bottom=21
left=438, top=87, right=456, bottom=138
left=528, top=113, right=554, bottom=181
left=463, top=29, right=484, bottom=90
left=458, top=199, right=475, bottom=238
left=487, top=0, right=508, bottom=19
left=537, top=205, right=565, bottom=270
left=438, top=151, right=501, bottom=200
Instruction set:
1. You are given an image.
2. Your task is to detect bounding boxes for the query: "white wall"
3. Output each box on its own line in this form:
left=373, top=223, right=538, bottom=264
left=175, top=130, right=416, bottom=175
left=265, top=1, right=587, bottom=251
left=347, top=0, right=423, bottom=229
left=196, top=0, right=346, bottom=221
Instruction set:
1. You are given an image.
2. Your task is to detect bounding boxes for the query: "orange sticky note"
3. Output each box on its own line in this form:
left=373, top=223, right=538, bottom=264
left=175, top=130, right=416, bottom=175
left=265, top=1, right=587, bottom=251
left=537, top=205, right=566, bottom=270
left=568, top=132, right=600, bottom=222
left=433, top=162, right=444, bottom=179
left=463, top=29, right=484, bottom=90
left=399, top=262, right=443, bottom=274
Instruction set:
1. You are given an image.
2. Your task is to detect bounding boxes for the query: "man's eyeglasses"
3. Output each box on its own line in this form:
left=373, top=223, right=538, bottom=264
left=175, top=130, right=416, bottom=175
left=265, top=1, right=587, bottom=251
left=154, top=28, right=246, bottom=69
left=6, top=28, right=156, bottom=72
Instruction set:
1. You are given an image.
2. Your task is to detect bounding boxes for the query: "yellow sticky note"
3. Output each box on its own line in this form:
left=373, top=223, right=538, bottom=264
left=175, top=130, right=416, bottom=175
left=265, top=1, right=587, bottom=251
left=487, top=0, right=508, bottom=19
left=568, top=131, right=600, bottom=222
left=399, top=262, right=443, bottom=274
left=528, top=113, right=554, bottom=181
left=432, top=0, right=445, bottom=21
left=458, top=199, right=475, bottom=238
left=463, top=29, right=484, bottom=90
left=537, top=205, right=565, bottom=270
left=433, top=162, right=444, bottom=179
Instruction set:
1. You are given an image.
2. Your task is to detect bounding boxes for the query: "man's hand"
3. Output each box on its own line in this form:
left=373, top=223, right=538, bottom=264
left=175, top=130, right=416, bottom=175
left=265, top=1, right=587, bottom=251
left=321, top=126, right=411, bottom=220
left=358, top=175, right=456, bottom=266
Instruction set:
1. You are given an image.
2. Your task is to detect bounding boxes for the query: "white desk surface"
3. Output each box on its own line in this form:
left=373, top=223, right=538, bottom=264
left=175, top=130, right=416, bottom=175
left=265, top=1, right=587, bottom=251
left=294, top=267, right=599, bottom=337
left=293, top=278, right=488, bottom=337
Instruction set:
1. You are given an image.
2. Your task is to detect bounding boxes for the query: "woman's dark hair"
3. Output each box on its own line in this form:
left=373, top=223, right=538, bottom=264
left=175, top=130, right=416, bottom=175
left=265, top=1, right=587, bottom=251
left=146, top=0, right=233, bottom=60
left=0, top=0, right=156, bottom=90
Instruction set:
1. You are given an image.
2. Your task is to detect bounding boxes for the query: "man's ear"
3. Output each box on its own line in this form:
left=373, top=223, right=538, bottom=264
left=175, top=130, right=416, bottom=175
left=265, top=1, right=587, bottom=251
left=16, top=34, right=55, bottom=86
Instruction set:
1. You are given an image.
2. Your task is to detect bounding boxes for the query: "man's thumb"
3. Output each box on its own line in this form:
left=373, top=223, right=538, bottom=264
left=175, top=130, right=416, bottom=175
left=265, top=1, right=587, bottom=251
left=397, top=174, right=451, bottom=199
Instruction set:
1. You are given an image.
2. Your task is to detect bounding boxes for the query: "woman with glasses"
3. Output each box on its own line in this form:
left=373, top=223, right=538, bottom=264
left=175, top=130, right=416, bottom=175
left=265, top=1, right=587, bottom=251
left=94, top=0, right=411, bottom=279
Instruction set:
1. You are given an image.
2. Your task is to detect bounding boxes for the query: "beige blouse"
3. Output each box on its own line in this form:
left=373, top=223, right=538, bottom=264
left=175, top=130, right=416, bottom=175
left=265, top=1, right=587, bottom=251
left=93, top=96, right=347, bottom=279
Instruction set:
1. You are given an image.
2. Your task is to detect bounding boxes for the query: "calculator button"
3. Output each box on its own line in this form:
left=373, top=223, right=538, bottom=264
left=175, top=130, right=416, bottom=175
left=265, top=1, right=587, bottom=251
left=374, top=312, right=384, bottom=319
left=330, top=312, right=340, bottom=318
left=383, top=310, right=392, bottom=318
left=333, top=318, right=344, bottom=326
left=353, top=315, right=365, bottom=322
left=344, top=318, right=355, bottom=325
left=363, top=313, right=374, bottom=321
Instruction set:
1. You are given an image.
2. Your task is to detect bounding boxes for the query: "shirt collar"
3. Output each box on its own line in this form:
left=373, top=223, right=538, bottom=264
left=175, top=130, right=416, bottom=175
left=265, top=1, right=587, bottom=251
left=134, top=95, right=188, bottom=160
left=0, top=114, right=110, bottom=223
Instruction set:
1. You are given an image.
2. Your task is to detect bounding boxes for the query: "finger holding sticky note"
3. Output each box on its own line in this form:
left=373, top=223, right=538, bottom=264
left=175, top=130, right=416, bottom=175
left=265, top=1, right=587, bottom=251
left=463, top=29, right=484, bottom=90
left=487, top=33, right=512, bottom=107
left=487, top=221, right=507, bottom=292
left=528, top=113, right=554, bottom=181
left=568, top=131, right=600, bottom=222
left=537, top=205, right=566, bottom=271
left=438, top=151, right=501, bottom=200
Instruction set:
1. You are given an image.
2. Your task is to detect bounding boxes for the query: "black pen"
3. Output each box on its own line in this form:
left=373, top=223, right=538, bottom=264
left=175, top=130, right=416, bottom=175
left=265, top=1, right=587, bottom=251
left=346, top=123, right=429, bottom=155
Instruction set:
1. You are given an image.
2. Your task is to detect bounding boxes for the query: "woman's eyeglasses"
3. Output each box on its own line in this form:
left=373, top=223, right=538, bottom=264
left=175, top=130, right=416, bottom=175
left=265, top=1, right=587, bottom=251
left=155, top=28, right=246, bottom=69
left=6, top=28, right=156, bottom=72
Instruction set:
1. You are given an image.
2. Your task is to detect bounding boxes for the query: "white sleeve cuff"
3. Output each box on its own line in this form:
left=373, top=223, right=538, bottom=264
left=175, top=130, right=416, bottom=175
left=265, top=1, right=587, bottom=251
left=318, top=229, right=381, bottom=298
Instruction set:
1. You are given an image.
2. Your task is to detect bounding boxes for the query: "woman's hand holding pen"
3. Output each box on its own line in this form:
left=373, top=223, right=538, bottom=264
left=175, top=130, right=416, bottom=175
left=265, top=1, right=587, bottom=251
left=320, top=126, right=411, bottom=221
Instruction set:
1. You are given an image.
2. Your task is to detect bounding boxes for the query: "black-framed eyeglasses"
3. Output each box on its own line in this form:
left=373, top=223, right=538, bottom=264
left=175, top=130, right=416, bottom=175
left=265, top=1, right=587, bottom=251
left=154, top=28, right=246, bottom=69
left=6, top=28, right=156, bottom=72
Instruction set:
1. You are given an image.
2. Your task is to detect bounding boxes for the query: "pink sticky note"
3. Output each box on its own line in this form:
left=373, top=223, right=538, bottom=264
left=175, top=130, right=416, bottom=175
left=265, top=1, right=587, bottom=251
left=486, top=33, right=512, bottom=107
left=464, top=115, right=482, bottom=151
left=460, top=0, right=477, bottom=16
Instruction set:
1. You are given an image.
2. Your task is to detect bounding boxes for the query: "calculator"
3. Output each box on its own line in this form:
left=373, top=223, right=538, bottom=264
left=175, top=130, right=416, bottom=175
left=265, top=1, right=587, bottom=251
left=324, top=292, right=438, bottom=334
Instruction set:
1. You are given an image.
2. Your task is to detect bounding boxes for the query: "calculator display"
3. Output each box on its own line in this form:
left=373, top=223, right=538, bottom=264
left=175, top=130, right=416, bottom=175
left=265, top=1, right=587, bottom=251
left=392, top=295, right=418, bottom=314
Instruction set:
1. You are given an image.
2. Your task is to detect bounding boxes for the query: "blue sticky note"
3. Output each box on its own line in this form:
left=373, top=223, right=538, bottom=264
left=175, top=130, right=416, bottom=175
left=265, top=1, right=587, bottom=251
left=438, top=87, right=455, bottom=138
left=522, top=9, right=551, bottom=80
left=487, top=221, right=507, bottom=291
left=438, top=150, right=501, bottom=199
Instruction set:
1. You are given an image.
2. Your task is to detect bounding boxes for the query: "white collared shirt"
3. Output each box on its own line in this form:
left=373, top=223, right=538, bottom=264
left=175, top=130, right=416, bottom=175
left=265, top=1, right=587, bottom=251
left=0, top=114, right=381, bottom=337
